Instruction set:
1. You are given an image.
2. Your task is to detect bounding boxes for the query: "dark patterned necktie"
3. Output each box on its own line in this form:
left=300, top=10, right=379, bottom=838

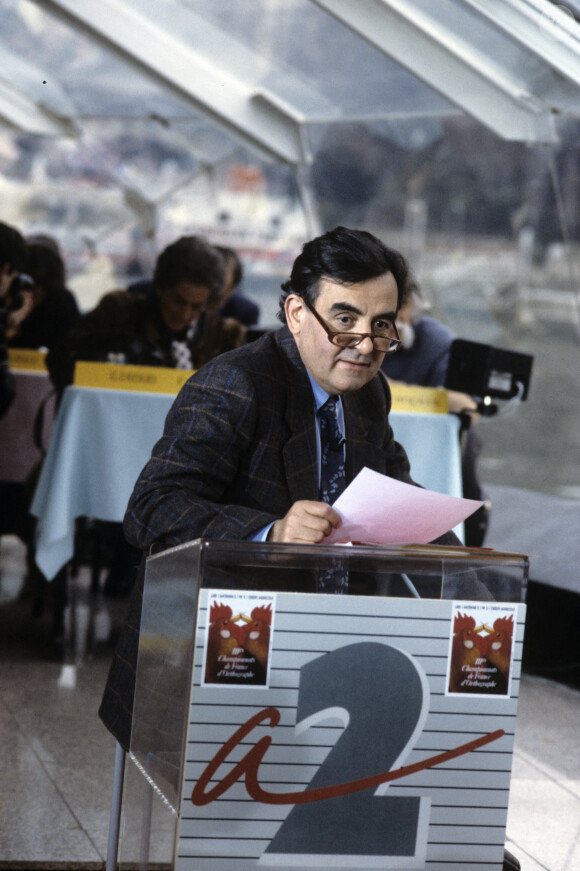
left=318, top=396, right=347, bottom=593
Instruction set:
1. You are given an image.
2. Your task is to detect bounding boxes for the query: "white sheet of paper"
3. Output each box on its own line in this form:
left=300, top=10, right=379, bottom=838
left=326, top=466, right=483, bottom=545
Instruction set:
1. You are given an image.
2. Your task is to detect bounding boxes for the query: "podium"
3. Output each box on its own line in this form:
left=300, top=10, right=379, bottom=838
left=118, top=540, right=528, bottom=871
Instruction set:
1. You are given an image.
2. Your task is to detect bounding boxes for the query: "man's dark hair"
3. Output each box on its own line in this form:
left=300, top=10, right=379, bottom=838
left=216, top=245, right=243, bottom=288
left=153, top=235, right=226, bottom=303
left=0, top=221, right=27, bottom=273
left=278, top=226, right=410, bottom=323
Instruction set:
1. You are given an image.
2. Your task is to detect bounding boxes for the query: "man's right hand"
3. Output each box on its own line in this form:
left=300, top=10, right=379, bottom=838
left=268, top=500, right=342, bottom=544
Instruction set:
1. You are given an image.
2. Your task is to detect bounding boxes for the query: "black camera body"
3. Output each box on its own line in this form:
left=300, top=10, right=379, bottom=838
left=445, top=338, right=533, bottom=414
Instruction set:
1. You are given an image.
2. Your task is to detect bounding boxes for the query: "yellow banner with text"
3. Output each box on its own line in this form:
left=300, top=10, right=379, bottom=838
left=72, top=361, right=448, bottom=408
left=73, top=361, right=195, bottom=394
left=8, top=348, right=48, bottom=372
left=389, top=382, right=449, bottom=414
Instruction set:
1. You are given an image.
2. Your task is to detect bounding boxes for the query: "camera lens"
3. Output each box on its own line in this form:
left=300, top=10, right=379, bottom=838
left=7, top=273, right=34, bottom=311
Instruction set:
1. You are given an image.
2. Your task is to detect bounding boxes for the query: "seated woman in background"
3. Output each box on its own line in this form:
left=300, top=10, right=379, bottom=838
left=47, top=234, right=247, bottom=394
left=43, top=235, right=247, bottom=601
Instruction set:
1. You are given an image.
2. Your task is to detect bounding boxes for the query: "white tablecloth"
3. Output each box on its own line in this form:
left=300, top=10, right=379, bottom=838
left=31, top=386, right=462, bottom=579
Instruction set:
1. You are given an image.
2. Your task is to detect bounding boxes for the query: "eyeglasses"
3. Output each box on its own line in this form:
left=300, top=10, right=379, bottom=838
left=300, top=294, right=401, bottom=353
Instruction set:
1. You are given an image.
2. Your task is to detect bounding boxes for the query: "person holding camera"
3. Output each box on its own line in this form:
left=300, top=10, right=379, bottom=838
left=8, top=235, right=80, bottom=352
left=0, top=221, right=30, bottom=418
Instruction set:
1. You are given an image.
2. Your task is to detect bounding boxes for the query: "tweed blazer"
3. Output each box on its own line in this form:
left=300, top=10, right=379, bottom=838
left=123, top=326, right=414, bottom=551
left=100, top=326, right=420, bottom=749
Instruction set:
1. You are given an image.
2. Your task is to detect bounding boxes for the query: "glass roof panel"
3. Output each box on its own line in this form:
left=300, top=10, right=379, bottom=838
left=3, top=0, right=579, bottom=161
left=410, top=0, right=580, bottom=101
left=4, top=0, right=458, bottom=126
left=173, top=0, right=457, bottom=119
left=2, top=0, right=209, bottom=120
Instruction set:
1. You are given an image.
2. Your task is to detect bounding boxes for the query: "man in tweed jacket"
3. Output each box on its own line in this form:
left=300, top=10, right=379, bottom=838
left=99, top=226, right=455, bottom=749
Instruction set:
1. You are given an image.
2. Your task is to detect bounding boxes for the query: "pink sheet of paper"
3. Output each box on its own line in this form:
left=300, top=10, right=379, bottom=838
left=326, top=466, right=483, bottom=545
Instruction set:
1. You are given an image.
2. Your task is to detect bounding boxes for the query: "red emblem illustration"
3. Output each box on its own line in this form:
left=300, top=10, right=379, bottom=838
left=204, top=600, right=273, bottom=686
left=448, top=611, right=514, bottom=695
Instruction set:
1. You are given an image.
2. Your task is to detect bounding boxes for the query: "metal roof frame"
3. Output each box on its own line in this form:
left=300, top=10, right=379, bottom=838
left=18, top=0, right=580, bottom=163
left=33, top=0, right=313, bottom=165
left=312, top=0, right=580, bottom=144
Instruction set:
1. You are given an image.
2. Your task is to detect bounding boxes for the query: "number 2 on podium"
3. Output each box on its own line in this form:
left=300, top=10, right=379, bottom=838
left=262, top=642, right=430, bottom=866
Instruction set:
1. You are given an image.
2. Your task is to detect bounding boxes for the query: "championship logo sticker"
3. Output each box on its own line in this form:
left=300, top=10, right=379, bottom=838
left=446, top=602, right=518, bottom=697
left=202, top=591, right=275, bottom=688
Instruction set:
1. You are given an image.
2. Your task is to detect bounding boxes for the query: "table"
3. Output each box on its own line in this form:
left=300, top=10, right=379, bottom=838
left=31, top=386, right=462, bottom=580
left=0, top=369, right=57, bottom=483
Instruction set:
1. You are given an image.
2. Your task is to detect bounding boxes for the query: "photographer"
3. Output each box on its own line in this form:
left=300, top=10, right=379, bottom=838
left=0, top=221, right=29, bottom=418
left=9, top=236, right=80, bottom=351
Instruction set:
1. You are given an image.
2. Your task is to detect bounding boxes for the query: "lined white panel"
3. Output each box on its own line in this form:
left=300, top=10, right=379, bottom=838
left=176, top=592, right=525, bottom=871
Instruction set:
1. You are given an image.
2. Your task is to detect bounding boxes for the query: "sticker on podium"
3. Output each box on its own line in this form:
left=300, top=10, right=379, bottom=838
left=177, top=592, right=525, bottom=871
left=446, top=602, right=518, bottom=697
left=202, top=591, right=275, bottom=688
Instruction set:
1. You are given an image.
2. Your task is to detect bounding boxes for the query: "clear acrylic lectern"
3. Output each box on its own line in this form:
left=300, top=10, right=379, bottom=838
left=117, top=539, right=528, bottom=871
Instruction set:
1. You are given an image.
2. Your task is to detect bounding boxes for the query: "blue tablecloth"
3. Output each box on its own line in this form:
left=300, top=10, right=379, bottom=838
left=31, top=386, right=462, bottom=579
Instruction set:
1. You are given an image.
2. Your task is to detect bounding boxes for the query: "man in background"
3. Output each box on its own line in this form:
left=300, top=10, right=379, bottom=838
left=381, top=282, right=488, bottom=546
left=215, top=244, right=260, bottom=327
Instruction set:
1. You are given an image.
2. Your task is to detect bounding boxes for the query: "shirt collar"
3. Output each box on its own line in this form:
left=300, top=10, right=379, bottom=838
left=306, top=370, right=332, bottom=410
